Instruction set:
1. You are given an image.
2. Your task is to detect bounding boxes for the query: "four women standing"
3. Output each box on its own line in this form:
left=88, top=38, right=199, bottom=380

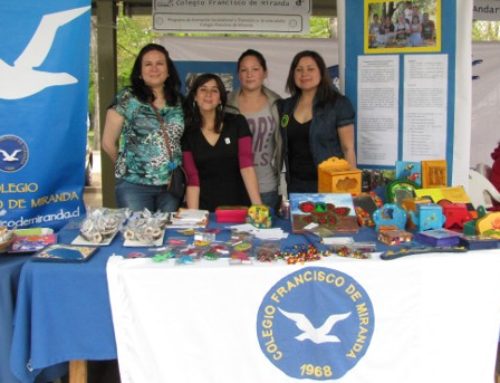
left=103, top=44, right=357, bottom=210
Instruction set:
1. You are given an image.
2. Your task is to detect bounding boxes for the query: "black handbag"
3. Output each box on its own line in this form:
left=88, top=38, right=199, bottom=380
left=152, top=105, right=186, bottom=200
left=168, top=165, right=187, bottom=200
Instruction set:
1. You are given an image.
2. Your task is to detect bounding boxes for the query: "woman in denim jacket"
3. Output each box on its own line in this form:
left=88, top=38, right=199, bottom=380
left=278, top=50, right=356, bottom=193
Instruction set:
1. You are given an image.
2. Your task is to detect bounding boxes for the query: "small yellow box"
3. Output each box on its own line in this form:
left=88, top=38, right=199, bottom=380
left=318, top=168, right=362, bottom=195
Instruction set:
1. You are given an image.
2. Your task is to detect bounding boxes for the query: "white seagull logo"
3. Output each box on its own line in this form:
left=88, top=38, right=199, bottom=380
left=0, top=149, right=21, bottom=162
left=0, top=6, right=90, bottom=100
left=278, top=307, right=351, bottom=344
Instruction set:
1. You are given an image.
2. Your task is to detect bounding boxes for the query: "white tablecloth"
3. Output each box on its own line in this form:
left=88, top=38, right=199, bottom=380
left=107, top=250, right=500, bottom=383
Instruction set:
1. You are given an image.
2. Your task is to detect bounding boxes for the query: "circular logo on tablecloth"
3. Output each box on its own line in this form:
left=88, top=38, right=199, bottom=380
left=0, top=135, right=29, bottom=173
left=257, top=267, right=375, bottom=380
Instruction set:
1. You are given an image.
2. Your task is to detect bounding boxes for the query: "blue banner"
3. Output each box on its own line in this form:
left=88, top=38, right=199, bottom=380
left=0, top=0, right=91, bottom=230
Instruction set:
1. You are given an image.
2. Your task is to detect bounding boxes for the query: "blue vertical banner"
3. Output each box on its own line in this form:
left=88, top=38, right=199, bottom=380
left=0, top=0, right=91, bottom=230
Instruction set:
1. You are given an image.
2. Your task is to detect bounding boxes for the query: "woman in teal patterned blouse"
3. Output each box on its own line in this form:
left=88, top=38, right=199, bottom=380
left=102, top=44, right=184, bottom=212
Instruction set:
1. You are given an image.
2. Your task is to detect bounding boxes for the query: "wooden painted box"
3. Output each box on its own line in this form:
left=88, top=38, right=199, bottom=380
left=410, top=203, right=445, bottom=232
left=317, top=157, right=362, bottom=195
left=318, top=168, right=362, bottom=194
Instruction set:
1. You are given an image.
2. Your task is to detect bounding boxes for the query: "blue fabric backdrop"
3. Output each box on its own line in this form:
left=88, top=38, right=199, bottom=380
left=0, top=0, right=91, bottom=230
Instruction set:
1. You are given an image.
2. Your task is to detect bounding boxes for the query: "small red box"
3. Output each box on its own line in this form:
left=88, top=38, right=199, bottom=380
left=215, top=206, right=248, bottom=223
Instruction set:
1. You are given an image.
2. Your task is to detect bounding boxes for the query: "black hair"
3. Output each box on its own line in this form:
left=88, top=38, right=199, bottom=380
left=183, top=73, right=227, bottom=134
left=130, top=43, right=182, bottom=106
left=285, top=50, right=339, bottom=107
left=237, top=49, right=268, bottom=72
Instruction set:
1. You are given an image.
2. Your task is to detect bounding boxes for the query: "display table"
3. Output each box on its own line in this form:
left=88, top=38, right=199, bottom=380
left=1, top=255, right=67, bottom=383
left=106, top=249, right=500, bottom=383
left=1, top=255, right=30, bottom=383
left=9, top=218, right=500, bottom=383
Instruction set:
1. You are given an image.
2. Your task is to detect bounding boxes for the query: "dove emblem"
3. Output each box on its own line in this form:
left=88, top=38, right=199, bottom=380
left=0, top=6, right=90, bottom=100
left=0, top=149, right=21, bottom=162
left=278, top=307, right=351, bottom=344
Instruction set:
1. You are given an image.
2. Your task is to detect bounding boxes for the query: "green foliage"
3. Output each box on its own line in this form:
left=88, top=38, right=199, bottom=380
left=116, top=15, right=161, bottom=90
left=111, top=14, right=332, bottom=90
left=473, top=21, right=500, bottom=41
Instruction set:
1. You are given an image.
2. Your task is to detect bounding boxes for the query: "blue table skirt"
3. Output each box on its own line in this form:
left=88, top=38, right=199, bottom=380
left=1, top=255, right=30, bottom=383
left=8, top=217, right=394, bottom=383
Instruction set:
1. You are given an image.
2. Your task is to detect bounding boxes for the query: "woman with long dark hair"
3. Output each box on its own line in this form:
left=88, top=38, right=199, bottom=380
left=227, top=49, right=282, bottom=210
left=102, top=43, right=184, bottom=211
left=278, top=50, right=356, bottom=193
left=182, top=73, right=262, bottom=211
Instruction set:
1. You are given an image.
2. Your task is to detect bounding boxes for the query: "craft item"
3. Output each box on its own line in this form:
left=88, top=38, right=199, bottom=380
left=9, top=233, right=57, bottom=253
left=203, top=251, right=219, bottom=261
left=77, top=208, right=126, bottom=245
left=409, top=203, right=445, bottom=232
left=414, top=186, right=470, bottom=205
left=126, top=251, right=147, bottom=259
left=334, top=245, right=371, bottom=259
left=442, top=203, right=473, bottom=231
left=289, top=193, right=358, bottom=234
left=167, top=209, right=209, bottom=228
left=395, top=161, right=422, bottom=186
left=462, top=206, right=487, bottom=236
left=414, top=229, right=462, bottom=247
left=281, top=244, right=321, bottom=265
left=247, top=205, right=272, bottom=228
left=352, top=193, right=380, bottom=227
left=372, top=203, right=407, bottom=232
left=215, top=206, right=248, bottom=223
left=317, top=157, right=362, bottom=194
left=377, top=229, right=413, bottom=246
left=178, top=228, right=195, bottom=236
left=255, top=244, right=281, bottom=262
left=33, top=244, right=96, bottom=262
left=421, top=160, right=447, bottom=188
left=233, top=241, right=252, bottom=252
left=121, top=210, right=165, bottom=247
left=175, top=255, right=195, bottom=265
left=386, top=179, right=418, bottom=205
left=459, top=235, right=498, bottom=250
left=229, top=251, right=253, bottom=265
left=475, top=212, right=500, bottom=238
left=0, top=226, right=14, bottom=253
left=194, top=231, right=216, bottom=243
left=380, top=245, right=467, bottom=260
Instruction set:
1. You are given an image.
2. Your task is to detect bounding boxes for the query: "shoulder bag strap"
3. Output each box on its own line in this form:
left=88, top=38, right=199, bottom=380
left=151, top=104, right=174, bottom=160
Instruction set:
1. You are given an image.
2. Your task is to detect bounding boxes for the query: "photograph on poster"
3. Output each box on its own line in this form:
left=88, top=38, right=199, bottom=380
left=365, top=0, right=441, bottom=54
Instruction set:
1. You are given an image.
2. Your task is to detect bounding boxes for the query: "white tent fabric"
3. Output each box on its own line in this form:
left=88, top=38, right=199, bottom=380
left=160, top=36, right=339, bottom=98
left=471, top=42, right=500, bottom=169
left=161, top=35, right=500, bottom=173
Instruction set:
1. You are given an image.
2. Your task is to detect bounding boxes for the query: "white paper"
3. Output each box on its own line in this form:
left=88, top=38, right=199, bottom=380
left=403, top=54, right=448, bottom=161
left=357, top=55, right=399, bottom=166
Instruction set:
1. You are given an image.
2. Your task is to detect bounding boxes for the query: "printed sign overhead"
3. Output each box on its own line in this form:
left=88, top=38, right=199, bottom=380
left=153, top=0, right=310, bottom=33
left=474, top=0, right=500, bottom=20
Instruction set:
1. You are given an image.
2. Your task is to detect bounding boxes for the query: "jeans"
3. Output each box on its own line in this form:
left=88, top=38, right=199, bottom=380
left=115, top=179, right=180, bottom=212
